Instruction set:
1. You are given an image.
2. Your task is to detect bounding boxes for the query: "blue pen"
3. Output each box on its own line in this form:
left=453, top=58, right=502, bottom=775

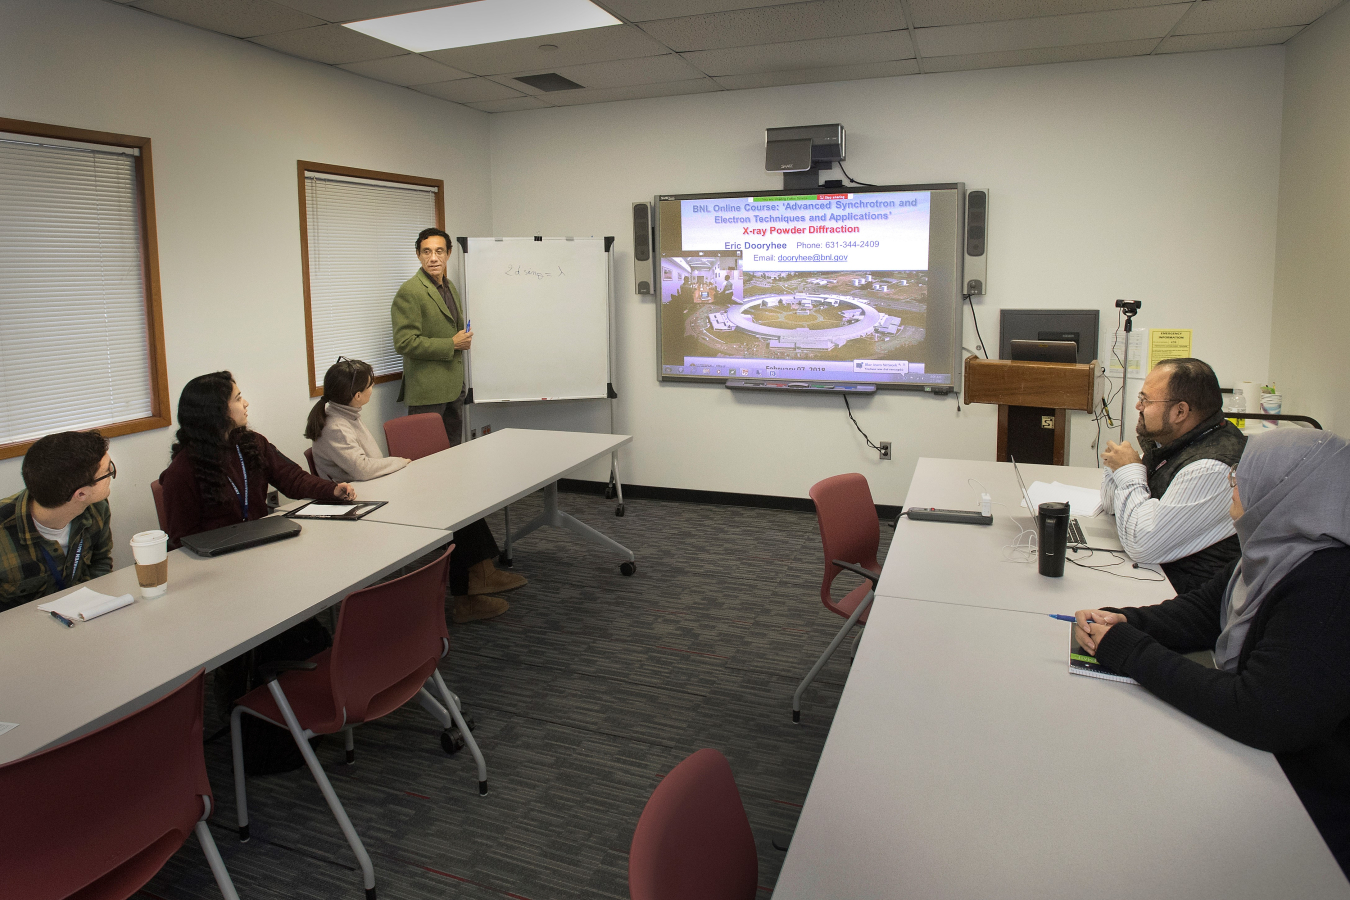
left=49, top=610, right=75, bottom=628
left=1048, top=614, right=1078, bottom=623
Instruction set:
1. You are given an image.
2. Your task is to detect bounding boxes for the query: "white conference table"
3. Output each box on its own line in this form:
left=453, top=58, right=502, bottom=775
left=875, top=457, right=1172, bottom=613
left=773, top=457, right=1350, bottom=899
left=360, top=427, right=635, bottom=569
left=0, top=518, right=450, bottom=765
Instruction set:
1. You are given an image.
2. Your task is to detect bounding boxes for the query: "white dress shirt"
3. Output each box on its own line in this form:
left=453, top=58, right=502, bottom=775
left=1100, top=458, right=1235, bottom=564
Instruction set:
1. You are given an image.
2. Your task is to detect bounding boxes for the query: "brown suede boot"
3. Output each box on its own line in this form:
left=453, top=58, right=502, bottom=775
left=451, top=594, right=509, bottom=624
left=467, top=559, right=528, bottom=595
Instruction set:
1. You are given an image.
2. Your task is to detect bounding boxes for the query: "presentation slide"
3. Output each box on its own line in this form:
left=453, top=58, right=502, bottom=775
left=658, top=190, right=950, bottom=385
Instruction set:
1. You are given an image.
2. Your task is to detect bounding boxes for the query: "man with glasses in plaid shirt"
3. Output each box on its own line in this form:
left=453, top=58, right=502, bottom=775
left=0, top=431, right=115, bottom=611
left=1100, top=358, right=1247, bottom=594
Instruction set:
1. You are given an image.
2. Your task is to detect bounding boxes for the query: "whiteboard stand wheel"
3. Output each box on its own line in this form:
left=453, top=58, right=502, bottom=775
left=619, top=561, right=637, bottom=577
left=498, top=554, right=513, bottom=568
left=615, top=504, right=625, bottom=517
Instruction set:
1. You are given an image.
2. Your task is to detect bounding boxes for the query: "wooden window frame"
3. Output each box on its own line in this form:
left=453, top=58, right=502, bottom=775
left=0, top=117, right=171, bottom=460
left=297, top=161, right=446, bottom=398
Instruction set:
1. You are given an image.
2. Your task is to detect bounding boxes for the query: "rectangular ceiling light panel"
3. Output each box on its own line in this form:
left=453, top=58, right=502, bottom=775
left=345, top=0, right=621, bottom=53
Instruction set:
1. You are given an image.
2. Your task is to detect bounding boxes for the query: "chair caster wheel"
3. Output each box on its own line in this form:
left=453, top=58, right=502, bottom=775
left=615, top=504, right=625, bottom=517
left=441, top=728, right=466, bottom=755
left=498, top=554, right=513, bottom=568
left=239, top=825, right=250, bottom=842
left=478, top=779, right=488, bottom=796
left=792, top=709, right=801, bottom=724
left=604, top=484, right=616, bottom=499
left=619, top=561, right=637, bottom=576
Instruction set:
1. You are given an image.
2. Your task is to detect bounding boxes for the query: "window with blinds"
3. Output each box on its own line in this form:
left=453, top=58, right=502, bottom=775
left=300, top=164, right=444, bottom=396
left=0, top=120, right=169, bottom=458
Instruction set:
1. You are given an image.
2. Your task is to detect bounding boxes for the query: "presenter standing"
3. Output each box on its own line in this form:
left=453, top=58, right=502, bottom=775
left=392, top=228, right=524, bottom=623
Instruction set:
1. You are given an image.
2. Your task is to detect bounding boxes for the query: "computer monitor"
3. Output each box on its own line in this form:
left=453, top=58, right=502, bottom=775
left=1009, top=340, right=1078, bottom=364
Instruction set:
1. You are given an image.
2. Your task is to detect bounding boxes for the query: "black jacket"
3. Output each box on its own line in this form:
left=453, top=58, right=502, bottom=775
left=1096, top=546, right=1350, bottom=875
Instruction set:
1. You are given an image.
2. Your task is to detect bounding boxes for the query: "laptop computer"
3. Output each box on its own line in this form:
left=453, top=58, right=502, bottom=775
left=180, top=516, right=302, bottom=557
left=1010, top=456, right=1087, bottom=547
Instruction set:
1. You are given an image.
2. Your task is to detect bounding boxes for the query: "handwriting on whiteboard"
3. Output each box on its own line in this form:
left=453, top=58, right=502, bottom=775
left=503, top=264, right=565, bottom=280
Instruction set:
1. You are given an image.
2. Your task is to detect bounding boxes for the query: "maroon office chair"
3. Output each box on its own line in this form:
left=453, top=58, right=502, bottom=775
left=383, top=412, right=450, bottom=461
left=150, top=478, right=168, bottom=532
left=629, top=749, right=758, bottom=900
left=230, top=542, right=485, bottom=900
left=0, top=670, right=239, bottom=900
left=304, top=447, right=318, bottom=476
left=793, top=473, right=881, bottom=723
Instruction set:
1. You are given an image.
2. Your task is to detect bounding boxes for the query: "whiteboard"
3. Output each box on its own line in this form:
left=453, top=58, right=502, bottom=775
left=461, top=237, right=611, bottom=403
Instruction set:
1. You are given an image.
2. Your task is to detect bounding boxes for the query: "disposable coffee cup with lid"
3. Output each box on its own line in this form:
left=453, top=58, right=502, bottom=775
left=130, top=530, right=169, bottom=598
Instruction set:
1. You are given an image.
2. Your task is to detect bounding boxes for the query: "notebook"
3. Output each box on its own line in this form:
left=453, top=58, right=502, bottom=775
left=180, top=516, right=301, bottom=557
left=1068, top=630, right=1137, bottom=684
left=285, top=500, right=387, bottom=520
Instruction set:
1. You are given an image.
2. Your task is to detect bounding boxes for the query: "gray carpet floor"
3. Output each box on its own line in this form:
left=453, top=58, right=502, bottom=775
left=138, top=489, right=892, bottom=900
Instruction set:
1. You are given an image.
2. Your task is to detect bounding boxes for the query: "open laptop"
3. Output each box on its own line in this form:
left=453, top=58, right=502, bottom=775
left=180, top=516, right=301, bottom=557
left=1010, top=456, right=1087, bottom=547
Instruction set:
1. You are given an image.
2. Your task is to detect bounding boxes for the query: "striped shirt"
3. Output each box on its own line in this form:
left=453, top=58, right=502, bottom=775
left=1100, top=459, right=1236, bottom=564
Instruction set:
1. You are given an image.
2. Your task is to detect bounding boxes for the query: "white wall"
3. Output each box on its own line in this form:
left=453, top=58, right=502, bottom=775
left=484, top=49, right=1285, bottom=505
left=1271, top=1, right=1350, bottom=438
left=0, top=0, right=492, bottom=564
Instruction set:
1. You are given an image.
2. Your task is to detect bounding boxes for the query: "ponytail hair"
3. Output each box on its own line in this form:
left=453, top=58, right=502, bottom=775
left=305, top=357, right=376, bottom=440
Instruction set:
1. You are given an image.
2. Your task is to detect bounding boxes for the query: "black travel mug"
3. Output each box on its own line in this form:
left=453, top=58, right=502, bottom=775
left=1037, top=501, right=1070, bottom=577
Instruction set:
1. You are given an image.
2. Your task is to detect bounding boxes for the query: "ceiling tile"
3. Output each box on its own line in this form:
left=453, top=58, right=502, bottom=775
left=1158, top=25, right=1305, bottom=52
left=601, top=0, right=803, bottom=22
left=713, top=58, right=919, bottom=89
left=497, top=54, right=706, bottom=91
left=130, top=0, right=324, bottom=37
left=270, top=0, right=462, bottom=23
left=915, top=4, right=1188, bottom=57
left=1174, top=0, right=1342, bottom=35
left=413, top=76, right=527, bottom=102
left=638, top=0, right=906, bottom=52
left=339, top=53, right=473, bottom=84
left=921, top=37, right=1158, bottom=72
left=250, top=23, right=406, bottom=63
left=541, top=76, right=722, bottom=105
left=682, top=31, right=912, bottom=77
left=466, top=95, right=553, bottom=112
left=907, top=0, right=1179, bottom=29
left=424, top=24, right=667, bottom=74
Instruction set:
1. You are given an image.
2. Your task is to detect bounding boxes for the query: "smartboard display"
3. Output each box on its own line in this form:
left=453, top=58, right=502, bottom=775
left=656, top=184, right=964, bottom=390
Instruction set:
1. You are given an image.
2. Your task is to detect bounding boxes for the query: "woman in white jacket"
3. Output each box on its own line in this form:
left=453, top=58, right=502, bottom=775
left=306, top=358, right=524, bottom=622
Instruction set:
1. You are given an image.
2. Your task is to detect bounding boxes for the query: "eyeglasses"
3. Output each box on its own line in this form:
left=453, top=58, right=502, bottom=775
left=89, top=459, right=117, bottom=485
left=1137, top=393, right=1179, bottom=406
left=1228, top=465, right=1238, bottom=488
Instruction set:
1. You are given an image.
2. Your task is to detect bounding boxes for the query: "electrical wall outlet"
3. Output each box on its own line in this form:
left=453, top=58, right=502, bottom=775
left=470, top=428, right=478, bottom=439
left=481, top=424, right=492, bottom=436
left=879, top=441, right=892, bottom=460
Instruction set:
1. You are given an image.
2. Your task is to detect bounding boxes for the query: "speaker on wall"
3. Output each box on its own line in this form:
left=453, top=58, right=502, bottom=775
left=632, top=202, right=654, bottom=294
left=964, top=189, right=988, bottom=296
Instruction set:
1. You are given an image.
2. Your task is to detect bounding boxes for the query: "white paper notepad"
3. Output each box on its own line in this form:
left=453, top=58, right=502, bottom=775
left=38, top=587, right=135, bottom=621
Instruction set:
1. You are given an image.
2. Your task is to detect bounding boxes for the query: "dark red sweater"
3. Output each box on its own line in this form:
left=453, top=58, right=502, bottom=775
left=159, top=432, right=341, bottom=548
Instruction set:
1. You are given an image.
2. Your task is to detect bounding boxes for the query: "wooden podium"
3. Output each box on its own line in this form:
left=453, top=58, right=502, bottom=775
left=963, top=356, right=1097, bottom=465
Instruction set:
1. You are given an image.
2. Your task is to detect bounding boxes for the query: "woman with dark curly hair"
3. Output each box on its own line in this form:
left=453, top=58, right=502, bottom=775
left=159, top=371, right=355, bottom=548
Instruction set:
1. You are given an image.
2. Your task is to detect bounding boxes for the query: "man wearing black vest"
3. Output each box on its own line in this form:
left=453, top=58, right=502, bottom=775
left=1100, top=357, right=1246, bottom=594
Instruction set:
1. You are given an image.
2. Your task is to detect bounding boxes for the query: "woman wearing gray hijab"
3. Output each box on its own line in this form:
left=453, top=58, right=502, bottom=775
left=1075, top=427, right=1350, bottom=874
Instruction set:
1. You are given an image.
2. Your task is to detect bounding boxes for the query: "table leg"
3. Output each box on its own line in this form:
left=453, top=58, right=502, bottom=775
left=500, top=505, right=513, bottom=567
left=511, top=482, right=636, bottom=574
left=611, top=451, right=626, bottom=517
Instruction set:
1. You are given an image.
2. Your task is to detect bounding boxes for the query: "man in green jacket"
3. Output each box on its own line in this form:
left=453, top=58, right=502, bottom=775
left=393, top=227, right=472, bottom=443
left=0, top=431, right=115, bottom=612
left=391, top=227, right=525, bottom=623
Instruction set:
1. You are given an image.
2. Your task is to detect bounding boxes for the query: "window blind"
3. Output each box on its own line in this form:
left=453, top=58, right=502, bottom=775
left=305, top=173, right=439, bottom=381
left=0, top=139, right=154, bottom=446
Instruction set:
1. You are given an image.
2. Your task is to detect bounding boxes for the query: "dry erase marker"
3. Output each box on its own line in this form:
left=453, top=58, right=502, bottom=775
left=50, top=610, right=75, bottom=628
left=466, top=320, right=471, bottom=331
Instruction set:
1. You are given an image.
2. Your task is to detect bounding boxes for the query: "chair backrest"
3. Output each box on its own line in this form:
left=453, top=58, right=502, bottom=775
left=809, top=473, right=881, bottom=609
left=304, top=447, right=318, bottom=476
left=629, top=748, right=758, bottom=900
left=150, top=478, right=168, bottom=532
left=329, top=542, right=455, bottom=723
left=384, top=413, right=451, bottom=461
left=0, top=670, right=211, bottom=900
